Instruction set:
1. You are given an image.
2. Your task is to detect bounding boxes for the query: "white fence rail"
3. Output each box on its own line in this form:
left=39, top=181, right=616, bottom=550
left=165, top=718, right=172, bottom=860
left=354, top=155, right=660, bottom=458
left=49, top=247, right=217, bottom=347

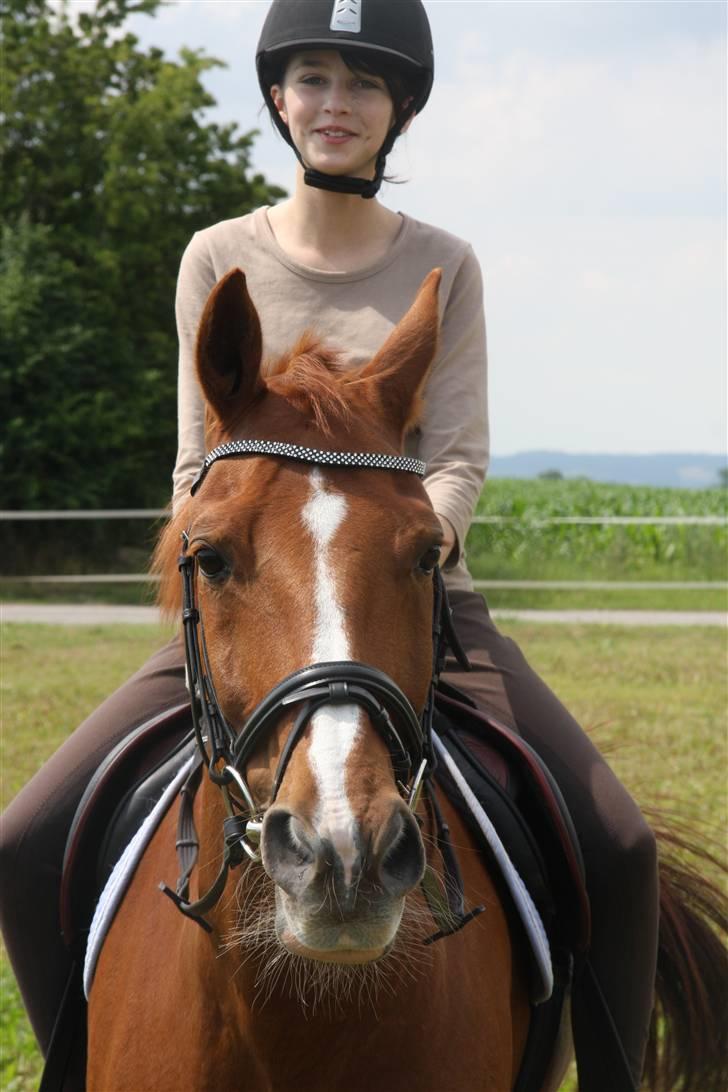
left=2, top=510, right=725, bottom=589
left=0, top=510, right=169, bottom=520
left=471, top=515, right=726, bottom=526
left=1, top=510, right=725, bottom=526
left=2, top=573, right=724, bottom=591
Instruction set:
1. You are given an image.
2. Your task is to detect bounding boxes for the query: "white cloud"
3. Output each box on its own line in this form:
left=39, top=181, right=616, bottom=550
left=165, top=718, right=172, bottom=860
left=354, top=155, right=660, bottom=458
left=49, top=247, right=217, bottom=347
left=394, top=37, right=725, bottom=219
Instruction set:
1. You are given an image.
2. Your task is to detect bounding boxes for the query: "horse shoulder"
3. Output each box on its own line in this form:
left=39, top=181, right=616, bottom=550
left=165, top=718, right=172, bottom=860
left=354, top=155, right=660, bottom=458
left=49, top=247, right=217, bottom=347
left=86, top=802, right=244, bottom=1089
left=433, top=793, right=532, bottom=1087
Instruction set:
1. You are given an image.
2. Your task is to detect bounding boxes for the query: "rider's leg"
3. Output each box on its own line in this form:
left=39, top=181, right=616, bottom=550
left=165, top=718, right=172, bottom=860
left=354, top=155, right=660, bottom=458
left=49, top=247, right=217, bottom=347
left=0, top=636, right=186, bottom=1053
left=441, top=590, right=658, bottom=1092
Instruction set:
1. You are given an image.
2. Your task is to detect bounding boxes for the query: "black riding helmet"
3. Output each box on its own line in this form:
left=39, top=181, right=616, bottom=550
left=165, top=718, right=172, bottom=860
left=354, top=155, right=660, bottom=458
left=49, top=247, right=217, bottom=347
left=256, top=0, right=434, bottom=199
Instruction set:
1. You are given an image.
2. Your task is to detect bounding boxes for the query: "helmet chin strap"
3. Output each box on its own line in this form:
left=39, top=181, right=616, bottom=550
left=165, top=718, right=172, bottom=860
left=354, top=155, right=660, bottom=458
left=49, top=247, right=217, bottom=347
left=303, top=154, right=385, bottom=199
left=294, top=124, right=400, bottom=200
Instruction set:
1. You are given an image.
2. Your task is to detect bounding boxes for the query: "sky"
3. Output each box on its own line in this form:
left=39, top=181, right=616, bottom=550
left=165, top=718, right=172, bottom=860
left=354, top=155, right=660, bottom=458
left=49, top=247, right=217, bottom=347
left=77, top=0, right=728, bottom=456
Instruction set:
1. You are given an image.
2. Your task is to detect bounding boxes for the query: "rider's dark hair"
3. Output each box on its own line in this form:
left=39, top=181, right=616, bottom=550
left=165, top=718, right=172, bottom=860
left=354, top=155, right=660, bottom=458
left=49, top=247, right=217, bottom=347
left=265, top=48, right=418, bottom=128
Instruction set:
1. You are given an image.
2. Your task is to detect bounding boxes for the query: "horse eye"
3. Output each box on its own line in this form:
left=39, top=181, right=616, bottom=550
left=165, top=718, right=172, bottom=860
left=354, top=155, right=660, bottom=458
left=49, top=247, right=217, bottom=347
left=417, top=546, right=441, bottom=575
left=196, top=548, right=227, bottom=579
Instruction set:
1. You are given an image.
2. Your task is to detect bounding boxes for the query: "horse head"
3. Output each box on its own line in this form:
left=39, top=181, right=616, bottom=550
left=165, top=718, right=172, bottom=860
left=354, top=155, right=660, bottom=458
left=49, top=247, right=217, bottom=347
left=157, top=267, right=443, bottom=970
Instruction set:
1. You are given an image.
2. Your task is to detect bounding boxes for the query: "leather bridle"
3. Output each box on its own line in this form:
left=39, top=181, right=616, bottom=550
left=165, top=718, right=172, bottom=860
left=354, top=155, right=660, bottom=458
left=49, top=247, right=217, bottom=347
left=163, top=441, right=473, bottom=933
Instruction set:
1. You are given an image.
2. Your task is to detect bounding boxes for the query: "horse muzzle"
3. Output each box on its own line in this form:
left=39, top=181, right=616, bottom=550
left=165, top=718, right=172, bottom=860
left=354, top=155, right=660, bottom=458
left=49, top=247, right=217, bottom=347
left=277, top=932, right=394, bottom=965
left=261, top=799, right=425, bottom=961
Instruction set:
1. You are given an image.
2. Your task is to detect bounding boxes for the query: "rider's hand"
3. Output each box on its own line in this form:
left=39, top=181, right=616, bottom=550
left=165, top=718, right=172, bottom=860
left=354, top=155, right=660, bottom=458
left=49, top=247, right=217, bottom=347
left=439, top=515, right=457, bottom=567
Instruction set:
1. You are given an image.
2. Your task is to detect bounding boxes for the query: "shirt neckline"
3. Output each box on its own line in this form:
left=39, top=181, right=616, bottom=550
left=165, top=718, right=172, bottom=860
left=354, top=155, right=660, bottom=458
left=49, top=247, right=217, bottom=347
left=255, top=206, right=411, bottom=284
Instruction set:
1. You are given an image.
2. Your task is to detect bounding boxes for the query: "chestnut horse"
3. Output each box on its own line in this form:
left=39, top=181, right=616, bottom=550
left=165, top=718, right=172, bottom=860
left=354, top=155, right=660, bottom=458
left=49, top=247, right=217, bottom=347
left=86, top=270, right=726, bottom=1091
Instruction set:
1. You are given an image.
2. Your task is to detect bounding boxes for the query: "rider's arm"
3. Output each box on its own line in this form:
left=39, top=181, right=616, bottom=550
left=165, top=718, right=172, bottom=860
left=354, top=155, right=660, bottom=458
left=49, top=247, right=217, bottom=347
left=172, top=231, right=217, bottom=514
left=419, top=245, right=489, bottom=569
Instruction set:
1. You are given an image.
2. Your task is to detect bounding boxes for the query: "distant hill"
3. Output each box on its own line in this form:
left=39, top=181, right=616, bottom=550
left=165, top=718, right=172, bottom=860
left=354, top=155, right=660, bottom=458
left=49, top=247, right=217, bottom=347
left=488, top=452, right=727, bottom=489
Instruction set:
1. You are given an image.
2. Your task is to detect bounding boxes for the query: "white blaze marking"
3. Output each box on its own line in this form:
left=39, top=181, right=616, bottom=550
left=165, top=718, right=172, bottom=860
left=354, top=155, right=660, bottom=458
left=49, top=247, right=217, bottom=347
left=301, top=469, right=360, bottom=887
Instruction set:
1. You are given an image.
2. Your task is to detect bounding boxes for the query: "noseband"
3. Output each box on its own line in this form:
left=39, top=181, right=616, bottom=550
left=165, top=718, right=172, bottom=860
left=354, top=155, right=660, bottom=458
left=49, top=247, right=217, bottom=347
left=164, top=440, right=471, bottom=932
left=234, top=661, right=428, bottom=802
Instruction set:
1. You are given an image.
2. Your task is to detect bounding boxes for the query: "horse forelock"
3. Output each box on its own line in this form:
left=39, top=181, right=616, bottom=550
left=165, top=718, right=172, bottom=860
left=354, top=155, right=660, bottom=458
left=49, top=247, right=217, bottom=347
left=265, top=334, right=357, bottom=438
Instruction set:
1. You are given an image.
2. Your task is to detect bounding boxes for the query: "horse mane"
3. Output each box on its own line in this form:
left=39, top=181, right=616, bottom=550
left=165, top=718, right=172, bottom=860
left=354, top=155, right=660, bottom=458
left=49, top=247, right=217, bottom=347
left=265, top=333, right=354, bottom=437
left=152, top=505, right=188, bottom=619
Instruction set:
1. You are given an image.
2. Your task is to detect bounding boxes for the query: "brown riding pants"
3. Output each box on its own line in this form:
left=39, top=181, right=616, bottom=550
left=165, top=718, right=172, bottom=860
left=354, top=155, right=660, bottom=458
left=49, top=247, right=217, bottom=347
left=0, top=592, right=657, bottom=1090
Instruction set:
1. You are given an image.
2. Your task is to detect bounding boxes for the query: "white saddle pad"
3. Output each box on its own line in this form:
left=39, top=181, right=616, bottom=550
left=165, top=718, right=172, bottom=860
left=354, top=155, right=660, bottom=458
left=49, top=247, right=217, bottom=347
left=85, top=741, right=553, bottom=1004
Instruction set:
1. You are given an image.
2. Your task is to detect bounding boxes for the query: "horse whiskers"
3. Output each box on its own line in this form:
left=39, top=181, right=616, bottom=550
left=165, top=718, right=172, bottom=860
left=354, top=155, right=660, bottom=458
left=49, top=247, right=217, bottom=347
left=219, top=870, right=278, bottom=959
left=327, top=870, right=342, bottom=916
left=219, top=876, right=435, bottom=1017
left=256, top=951, right=391, bottom=1018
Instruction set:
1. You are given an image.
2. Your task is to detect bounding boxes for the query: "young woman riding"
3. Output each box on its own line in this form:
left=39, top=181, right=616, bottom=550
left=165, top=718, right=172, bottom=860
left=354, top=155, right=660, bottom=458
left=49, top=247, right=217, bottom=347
left=0, top=2, right=658, bottom=1089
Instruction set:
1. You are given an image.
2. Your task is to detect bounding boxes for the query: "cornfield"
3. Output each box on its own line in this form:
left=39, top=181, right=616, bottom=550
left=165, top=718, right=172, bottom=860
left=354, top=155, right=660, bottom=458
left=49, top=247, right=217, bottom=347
left=469, top=479, right=727, bottom=581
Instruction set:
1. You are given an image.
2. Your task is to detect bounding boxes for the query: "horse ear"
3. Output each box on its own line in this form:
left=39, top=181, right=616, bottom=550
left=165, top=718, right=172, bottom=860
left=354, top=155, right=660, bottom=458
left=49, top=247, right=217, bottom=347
left=359, top=268, right=441, bottom=437
left=195, top=268, right=264, bottom=426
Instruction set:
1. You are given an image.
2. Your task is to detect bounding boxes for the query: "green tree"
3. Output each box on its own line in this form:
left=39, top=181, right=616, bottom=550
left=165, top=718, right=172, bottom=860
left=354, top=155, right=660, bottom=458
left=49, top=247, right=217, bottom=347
left=1, top=0, right=284, bottom=508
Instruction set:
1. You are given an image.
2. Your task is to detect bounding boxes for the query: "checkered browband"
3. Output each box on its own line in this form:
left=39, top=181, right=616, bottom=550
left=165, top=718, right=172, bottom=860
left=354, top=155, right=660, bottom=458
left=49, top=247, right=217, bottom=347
left=190, top=439, right=427, bottom=494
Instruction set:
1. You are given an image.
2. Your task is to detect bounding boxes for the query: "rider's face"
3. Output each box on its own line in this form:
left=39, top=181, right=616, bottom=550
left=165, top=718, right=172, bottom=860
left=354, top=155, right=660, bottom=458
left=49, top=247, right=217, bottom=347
left=271, top=50, right=395, bottom=180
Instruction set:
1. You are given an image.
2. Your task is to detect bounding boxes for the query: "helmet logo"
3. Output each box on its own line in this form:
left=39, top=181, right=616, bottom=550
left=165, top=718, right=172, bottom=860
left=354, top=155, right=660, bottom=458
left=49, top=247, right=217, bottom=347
left=330, top=0, right=362, bottom=34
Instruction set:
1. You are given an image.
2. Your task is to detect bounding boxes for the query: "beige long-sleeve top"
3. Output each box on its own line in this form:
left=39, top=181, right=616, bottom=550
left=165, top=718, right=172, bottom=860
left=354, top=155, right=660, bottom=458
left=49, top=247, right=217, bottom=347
left=173, top=207, right=488, bottom=592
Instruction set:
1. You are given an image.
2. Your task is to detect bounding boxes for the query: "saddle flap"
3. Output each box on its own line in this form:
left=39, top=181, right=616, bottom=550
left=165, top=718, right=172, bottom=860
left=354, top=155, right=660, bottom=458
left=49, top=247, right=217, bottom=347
left=434, top=688, right=591, bottom=957
left=60, top=703, right=194, bottom=957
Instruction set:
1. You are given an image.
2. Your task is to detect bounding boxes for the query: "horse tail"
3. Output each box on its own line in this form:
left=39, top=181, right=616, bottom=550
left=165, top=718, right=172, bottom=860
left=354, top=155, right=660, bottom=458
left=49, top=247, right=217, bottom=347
left=643, top=813, right=728, bottom=1092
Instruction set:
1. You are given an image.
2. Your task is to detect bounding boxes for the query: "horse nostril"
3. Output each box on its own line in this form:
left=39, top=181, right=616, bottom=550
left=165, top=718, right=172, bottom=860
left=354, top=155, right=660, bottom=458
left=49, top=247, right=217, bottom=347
left=261, top=807, right=317, bottom=898
left=376, top=802, right=426, bottom=898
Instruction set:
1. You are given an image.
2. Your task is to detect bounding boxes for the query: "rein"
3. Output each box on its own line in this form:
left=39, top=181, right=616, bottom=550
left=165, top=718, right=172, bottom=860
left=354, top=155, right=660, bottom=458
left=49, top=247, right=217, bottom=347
left=161, top=441, right=479, bottom=942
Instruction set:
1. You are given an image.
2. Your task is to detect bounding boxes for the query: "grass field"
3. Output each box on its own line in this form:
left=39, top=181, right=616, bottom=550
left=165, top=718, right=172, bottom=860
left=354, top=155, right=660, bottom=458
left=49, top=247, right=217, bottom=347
left=1, top=620, right=726, bottom=1090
